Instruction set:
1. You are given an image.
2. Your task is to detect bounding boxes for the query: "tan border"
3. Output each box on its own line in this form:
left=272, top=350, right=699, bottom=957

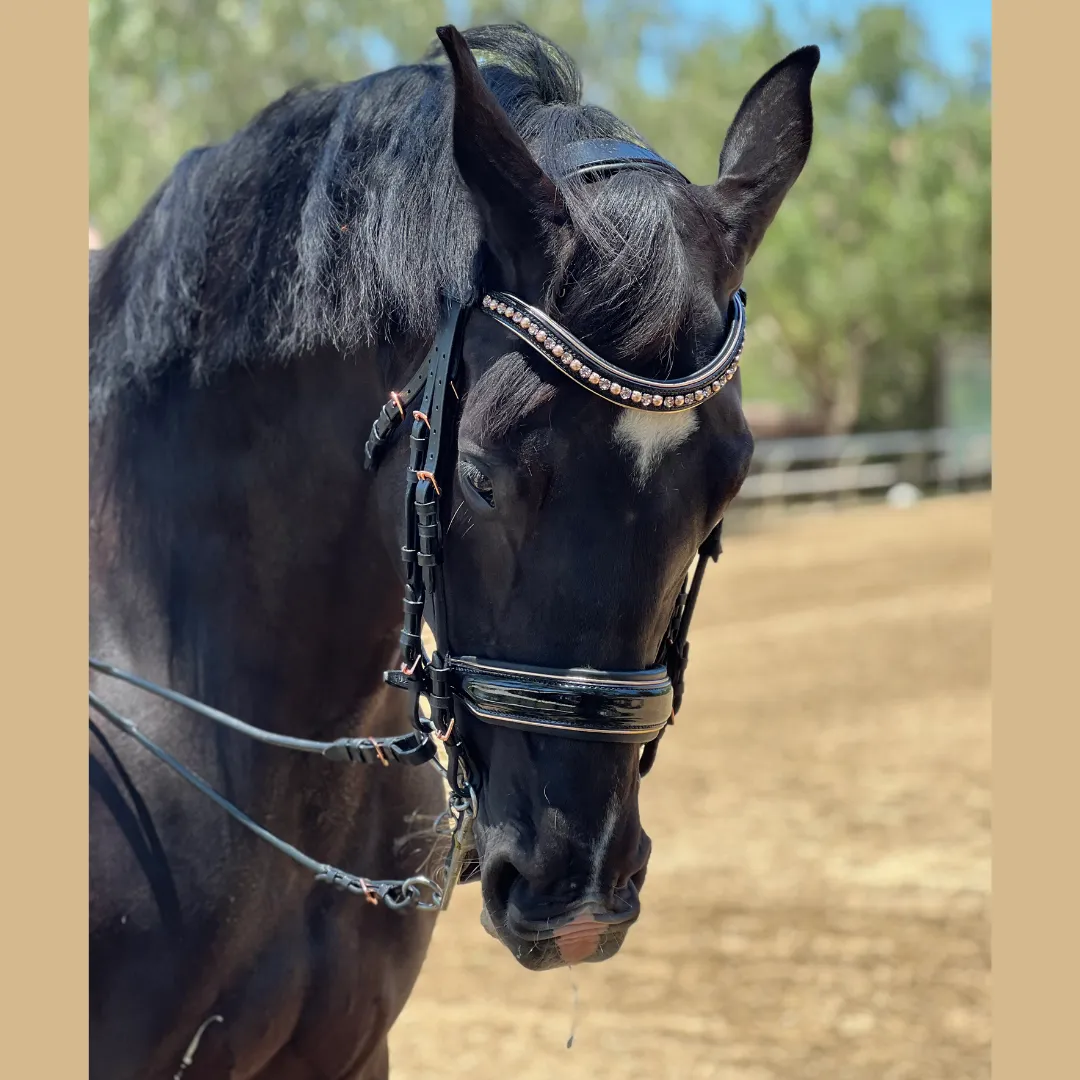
left=993, top=0, right=1077, bottom=1076
left=1, top=0, right=89, bottom=1074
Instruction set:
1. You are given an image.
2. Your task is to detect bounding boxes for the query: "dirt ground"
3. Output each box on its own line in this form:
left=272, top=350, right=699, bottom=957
left=389, top=493, right=991, bottom=1080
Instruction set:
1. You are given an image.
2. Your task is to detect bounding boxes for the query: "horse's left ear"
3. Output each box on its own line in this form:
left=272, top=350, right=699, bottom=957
left=437, top=25, right=568, bottom=295
left=710, top=45, right=820, bottom=272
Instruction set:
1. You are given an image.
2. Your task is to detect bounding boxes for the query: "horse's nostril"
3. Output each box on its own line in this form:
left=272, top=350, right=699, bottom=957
left=484, top=853, right=523, bottom=915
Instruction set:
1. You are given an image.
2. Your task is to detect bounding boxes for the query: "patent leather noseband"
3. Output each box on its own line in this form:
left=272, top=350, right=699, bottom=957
left=450, top=659, right=675, bottom=743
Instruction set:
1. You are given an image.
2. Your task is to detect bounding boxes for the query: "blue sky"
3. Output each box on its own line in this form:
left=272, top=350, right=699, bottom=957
left=675, top=1, right=990, bottom=74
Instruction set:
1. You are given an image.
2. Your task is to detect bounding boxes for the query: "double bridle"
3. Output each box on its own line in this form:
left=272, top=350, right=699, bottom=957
left=89, top=138, right=745, bottom=913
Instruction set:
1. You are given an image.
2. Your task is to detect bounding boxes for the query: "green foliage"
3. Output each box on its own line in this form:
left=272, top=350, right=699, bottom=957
left=89, top=0, right=989, bottom=433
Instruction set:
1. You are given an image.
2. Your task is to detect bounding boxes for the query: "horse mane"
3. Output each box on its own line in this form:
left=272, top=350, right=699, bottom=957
left=89, top=23, right=701, bottom=419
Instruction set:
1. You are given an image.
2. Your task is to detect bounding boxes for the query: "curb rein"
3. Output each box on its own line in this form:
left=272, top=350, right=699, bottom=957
left=88, top=139, right=744, bottom=914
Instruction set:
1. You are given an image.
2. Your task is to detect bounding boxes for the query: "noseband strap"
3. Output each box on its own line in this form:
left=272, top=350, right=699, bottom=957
left=450, top=659, right=674, bottom=744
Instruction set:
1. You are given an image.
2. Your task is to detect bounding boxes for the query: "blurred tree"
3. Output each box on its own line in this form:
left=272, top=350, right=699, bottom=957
left=90, top=1, right=989, bottom=434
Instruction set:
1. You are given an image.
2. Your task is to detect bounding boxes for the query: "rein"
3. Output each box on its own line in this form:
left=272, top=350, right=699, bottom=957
left=89, top=138, right=740, bottom=914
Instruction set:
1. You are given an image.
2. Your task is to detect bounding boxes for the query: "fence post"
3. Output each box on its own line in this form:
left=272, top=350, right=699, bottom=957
left=837, top=441, right=866, bottom=511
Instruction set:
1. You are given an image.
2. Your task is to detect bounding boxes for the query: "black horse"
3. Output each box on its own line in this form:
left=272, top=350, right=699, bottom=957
left=90, top=23, right=817, bottom=1080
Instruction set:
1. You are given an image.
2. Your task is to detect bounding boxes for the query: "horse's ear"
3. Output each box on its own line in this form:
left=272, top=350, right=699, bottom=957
left=437, top=25, right=566, bottom=294
left=710, top=45, right=819, bottom=272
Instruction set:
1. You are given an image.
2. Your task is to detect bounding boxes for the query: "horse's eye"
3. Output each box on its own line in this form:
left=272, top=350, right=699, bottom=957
left=459, top=460, right=496, bottom=508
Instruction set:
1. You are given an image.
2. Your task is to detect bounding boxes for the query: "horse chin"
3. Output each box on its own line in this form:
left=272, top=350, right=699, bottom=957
left=479, top=904, right=631, bottom=971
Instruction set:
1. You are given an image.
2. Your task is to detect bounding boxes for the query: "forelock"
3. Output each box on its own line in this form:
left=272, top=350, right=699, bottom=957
left=553, top=171, right=703, bottom=367
left=460, top=351, right=556, bottom=445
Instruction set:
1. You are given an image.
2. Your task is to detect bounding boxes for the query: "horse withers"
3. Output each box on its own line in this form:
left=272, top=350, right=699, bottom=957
left=90, top=23, right=817, bottom=1079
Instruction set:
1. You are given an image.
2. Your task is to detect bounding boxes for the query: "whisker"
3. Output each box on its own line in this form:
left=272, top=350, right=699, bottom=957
left=446, top=499, right=466, bottom=536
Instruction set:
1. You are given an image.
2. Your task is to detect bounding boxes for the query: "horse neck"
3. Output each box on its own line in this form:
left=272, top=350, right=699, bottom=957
left=91, top=342, right=413, bottom=740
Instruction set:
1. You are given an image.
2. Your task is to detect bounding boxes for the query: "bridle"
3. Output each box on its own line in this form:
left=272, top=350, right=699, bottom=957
left=88, top=138, right=745, bottom=914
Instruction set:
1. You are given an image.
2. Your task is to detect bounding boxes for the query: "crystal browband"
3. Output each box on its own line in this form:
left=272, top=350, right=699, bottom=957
left=480, top=288, right=746, bottom=412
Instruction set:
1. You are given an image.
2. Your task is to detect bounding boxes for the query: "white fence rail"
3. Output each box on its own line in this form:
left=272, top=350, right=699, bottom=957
left=736, top=428, right=991, bottom=506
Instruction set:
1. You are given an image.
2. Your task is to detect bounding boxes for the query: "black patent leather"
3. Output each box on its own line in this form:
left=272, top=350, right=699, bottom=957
left=450, top=658, right=673, bottom=744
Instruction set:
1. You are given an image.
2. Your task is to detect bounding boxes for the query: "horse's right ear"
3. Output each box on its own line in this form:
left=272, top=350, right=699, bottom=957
left=437, top=25, right=567, bottom=295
